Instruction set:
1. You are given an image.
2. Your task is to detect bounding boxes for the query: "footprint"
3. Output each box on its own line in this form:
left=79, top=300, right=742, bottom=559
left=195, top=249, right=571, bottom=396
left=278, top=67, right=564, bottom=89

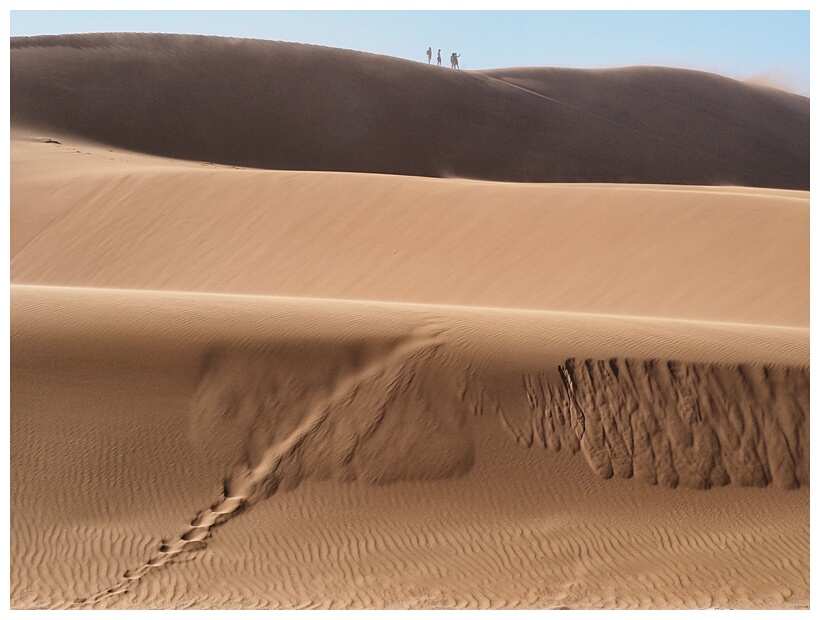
left=78, top=329, right=442, bottom=606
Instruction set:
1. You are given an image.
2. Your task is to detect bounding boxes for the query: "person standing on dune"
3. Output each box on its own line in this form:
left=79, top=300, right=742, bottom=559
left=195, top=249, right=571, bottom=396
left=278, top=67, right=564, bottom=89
left=451, top=53, right=460, bottom=69
left=437, top=49, right=442, bottom=66
left=426, top=47, right=432, bottom=64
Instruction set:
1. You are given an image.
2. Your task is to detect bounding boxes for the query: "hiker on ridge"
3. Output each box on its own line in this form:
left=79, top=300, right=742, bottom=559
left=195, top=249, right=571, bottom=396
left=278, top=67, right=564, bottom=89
left=426, top=47, right=432, bottom=63
left=436, top=49, right=442, bottom=66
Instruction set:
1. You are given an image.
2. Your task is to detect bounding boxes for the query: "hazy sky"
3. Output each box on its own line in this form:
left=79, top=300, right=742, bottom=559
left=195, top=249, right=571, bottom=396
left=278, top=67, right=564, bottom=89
left=8, top=7, right=811, bottom=95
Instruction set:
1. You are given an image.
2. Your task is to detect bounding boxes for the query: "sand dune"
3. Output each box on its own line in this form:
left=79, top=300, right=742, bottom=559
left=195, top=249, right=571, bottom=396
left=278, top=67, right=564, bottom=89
left=10, top=33, right=809, bottom=189
left=10, top=130, right=809, bottom=326
left=9, top=33, right=810, bottom=610
left=11, top=284, right=809, bottom=608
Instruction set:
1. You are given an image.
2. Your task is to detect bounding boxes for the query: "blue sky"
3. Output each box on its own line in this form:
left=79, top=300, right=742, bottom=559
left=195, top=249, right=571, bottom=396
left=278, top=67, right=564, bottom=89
left=8, top=8, right=812, bottom=95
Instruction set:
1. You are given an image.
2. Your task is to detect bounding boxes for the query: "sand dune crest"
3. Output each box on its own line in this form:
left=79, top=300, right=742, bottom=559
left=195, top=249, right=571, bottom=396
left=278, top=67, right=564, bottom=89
left=11, top=32, right=809, bottom=188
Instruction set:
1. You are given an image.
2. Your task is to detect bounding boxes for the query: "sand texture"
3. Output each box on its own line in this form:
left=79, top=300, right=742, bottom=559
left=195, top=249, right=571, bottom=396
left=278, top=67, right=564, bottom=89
left=9, top=33, right=809, bottom=610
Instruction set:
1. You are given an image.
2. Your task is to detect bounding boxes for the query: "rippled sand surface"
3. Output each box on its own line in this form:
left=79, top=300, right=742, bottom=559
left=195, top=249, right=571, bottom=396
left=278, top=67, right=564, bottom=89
left=10, top=33, right=809, bottom=609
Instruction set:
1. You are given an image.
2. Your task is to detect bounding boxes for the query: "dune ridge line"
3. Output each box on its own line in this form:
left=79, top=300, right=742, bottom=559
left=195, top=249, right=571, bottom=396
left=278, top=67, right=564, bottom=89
left=10, top=32, right=809, bottom=189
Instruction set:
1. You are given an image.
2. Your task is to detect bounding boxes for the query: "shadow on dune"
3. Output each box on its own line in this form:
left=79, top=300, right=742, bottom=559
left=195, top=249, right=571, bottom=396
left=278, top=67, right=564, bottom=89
left=10, top=33, right=809, bottom=189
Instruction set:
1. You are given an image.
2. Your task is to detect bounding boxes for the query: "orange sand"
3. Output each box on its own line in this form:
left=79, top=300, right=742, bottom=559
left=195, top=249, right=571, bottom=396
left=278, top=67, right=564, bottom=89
left=9, top=34, right=809, bottom=609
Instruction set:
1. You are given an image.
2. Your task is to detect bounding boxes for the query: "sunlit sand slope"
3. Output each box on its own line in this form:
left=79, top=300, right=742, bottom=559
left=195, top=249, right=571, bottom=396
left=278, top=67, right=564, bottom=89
left=10, top=133, right=809, bottom=326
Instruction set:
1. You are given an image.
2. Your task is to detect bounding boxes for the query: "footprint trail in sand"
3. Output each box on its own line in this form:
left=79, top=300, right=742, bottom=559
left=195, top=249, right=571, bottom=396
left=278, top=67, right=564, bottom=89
left=77, top=325, right=446, bottom=606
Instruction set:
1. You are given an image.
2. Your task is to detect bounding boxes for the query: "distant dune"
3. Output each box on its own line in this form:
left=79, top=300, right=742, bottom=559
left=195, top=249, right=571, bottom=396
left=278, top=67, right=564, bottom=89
left=10, top=32, right=809, bottom=189
left=10, top=33, right=810, bottom=610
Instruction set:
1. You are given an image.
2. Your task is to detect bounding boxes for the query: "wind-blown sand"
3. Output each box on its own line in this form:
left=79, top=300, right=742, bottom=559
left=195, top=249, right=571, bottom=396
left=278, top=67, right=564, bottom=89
left=9, top=34, right=809, bottom=609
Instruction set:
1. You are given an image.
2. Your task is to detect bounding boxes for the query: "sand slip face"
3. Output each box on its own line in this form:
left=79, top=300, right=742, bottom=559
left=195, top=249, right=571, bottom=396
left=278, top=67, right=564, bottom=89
left=9, top=34, right=810, bottom=610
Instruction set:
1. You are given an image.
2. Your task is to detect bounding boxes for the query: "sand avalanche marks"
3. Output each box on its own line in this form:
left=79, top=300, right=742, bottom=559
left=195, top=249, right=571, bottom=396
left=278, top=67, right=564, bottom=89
left=516, top=358, right=809, bottom=490
left=75, top=324, right=446, bottom=607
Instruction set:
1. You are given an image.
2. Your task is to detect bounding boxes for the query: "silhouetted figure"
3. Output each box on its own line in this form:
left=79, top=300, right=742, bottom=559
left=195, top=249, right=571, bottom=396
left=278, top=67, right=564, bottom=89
left=436, top=49, right=441, bottom=66
left=426, top=47, right=432, bottom=64
left=451, top=53, right=460, bottom=69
